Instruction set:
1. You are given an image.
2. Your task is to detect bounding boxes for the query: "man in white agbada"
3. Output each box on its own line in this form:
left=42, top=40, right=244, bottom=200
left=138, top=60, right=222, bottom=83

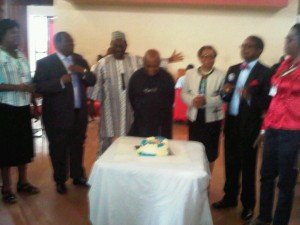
left=88, top=31, right=183, bottom=154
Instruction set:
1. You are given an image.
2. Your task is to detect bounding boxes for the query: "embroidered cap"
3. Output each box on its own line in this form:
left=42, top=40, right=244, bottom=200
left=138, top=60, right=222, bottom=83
left=111, top=31, right=126, bottom=41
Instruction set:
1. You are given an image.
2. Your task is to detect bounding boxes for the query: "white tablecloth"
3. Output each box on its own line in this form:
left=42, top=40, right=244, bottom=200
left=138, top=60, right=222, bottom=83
left=88, top=137, right=213, bottom=225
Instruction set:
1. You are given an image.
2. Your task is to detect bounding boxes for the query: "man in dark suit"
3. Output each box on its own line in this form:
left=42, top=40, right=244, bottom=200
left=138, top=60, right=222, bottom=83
left=212, top=36, right=272, bottom=221
left=33, top=32, right=96, bottom=194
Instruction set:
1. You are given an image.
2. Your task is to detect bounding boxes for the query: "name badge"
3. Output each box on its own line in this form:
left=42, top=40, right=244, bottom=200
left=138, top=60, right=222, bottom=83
left=269, top=85, right=277, bottom=96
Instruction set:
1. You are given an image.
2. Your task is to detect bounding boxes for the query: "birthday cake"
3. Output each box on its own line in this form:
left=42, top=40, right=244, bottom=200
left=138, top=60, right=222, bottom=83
left=137, top=136, right=170, bottom=156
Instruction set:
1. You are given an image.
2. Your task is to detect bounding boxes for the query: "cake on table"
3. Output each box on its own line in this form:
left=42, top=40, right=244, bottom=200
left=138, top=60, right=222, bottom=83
left=136, top=136, right=170, bottom=156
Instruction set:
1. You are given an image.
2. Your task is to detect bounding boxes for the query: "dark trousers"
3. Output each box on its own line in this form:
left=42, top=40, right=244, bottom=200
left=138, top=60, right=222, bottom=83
left=189, top=109, right=222, bottom=162
left=129, top=112, right=173, bottom=139
left=45, top=110, right=87, bottom=184
left=223, top=115, right=258, bottom=209
left=258, top=128, right=300, bottom=225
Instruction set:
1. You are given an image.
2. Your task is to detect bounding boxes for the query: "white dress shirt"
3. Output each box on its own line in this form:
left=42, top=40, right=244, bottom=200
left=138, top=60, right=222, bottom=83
left=228, top=59, right=258, bottom=116
left=56, top=51, right=81, bottom=108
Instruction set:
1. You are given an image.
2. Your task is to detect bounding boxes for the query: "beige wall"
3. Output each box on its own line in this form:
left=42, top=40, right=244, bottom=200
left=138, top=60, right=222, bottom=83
left=55, top=0, right=298, bottom=75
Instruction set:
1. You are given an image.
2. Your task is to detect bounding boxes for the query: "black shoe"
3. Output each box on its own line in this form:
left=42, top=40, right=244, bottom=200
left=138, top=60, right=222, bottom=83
left=212, top=198, right=237, bottom=209
left=1, top=190, right=17, bottom=204
left=241, top=208, right=253, bottom=221
left=17, top=182, right=40, bottom=194
left=73, top=178, right=90, bottom=187
left=56, top=183, right=67, bottom=194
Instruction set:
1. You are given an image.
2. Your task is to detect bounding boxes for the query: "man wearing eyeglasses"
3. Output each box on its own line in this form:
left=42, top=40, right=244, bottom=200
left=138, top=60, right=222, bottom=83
left=212, top=36, right=272, bottom=221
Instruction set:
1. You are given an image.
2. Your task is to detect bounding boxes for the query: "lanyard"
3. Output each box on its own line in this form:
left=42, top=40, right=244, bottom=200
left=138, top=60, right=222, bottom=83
left=279, top=66, right=297, bottom=78
left=271, top=65, right=299, bottom=95
left=197, top=67, right=214, bottom=95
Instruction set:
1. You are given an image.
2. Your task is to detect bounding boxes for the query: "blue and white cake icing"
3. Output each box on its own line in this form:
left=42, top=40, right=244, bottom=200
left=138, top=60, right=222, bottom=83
left=137, top=136, right=169, bottom=156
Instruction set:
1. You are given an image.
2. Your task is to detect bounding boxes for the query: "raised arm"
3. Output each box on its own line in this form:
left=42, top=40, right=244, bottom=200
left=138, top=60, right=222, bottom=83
left=168, top=50, right=184, bottom=63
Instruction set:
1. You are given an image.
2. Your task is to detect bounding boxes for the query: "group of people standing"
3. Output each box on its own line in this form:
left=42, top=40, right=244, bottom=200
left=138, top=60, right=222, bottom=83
left=181, top=26, right=300, bottom=225
left=0, top=19, right=96, bottom=200
left=87, top=31, right=183, bottom=152
left=0, top=22, right=182, bottom=201
left=181, top=27, right=300, bottom=225
left=88, top=27, right=300, bottom=225
left=181, top=35, right=272, bottom=223
left=0, top=16, right=299, bottom=225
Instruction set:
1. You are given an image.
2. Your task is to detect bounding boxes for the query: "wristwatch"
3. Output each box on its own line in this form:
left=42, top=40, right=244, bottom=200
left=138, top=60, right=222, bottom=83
left=82, top=68, right=88, bottom=79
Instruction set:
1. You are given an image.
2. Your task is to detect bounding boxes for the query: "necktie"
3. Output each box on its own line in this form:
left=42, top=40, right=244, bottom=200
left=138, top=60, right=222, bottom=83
left=64, top=56, right=81, bottom=108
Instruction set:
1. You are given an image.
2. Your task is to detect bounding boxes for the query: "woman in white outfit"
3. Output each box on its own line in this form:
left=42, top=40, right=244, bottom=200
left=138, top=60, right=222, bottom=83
left=181, top=45, right=225, bottom=171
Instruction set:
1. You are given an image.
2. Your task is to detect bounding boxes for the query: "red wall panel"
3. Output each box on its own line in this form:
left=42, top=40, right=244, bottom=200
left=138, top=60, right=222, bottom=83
left=70, top=0, right=288, bottom=8
left=118, top=0, right=288, bottom=7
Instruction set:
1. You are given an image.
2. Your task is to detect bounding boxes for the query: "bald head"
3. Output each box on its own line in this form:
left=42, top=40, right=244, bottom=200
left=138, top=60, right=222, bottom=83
left=143, top=49, right=161, bottom=76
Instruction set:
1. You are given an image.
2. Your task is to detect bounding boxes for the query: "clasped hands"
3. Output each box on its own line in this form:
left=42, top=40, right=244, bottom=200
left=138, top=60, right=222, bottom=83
left=192, top=95, right=206, bottom=108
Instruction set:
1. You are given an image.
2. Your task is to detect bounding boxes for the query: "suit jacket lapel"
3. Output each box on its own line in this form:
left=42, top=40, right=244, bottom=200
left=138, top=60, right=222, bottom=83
left=245, top=61, right=261, bottom=85
left=192, top=71, right=201, bottom=95
left=52, top=53, right=68, bottom=75
left=231, top=65, right=241, bottom=85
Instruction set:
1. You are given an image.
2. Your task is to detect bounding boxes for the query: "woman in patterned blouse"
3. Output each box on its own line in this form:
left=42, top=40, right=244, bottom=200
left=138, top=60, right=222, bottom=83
left=0, top=19, right=39, bottom=204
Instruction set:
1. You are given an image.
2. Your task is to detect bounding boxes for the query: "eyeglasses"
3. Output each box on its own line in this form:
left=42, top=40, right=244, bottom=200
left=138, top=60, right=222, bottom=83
left=200, top=55, right=215, bottom=59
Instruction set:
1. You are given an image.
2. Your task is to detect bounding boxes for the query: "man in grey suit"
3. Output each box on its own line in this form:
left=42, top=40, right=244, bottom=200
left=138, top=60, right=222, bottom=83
left=33, top=32, right=96, bottom=194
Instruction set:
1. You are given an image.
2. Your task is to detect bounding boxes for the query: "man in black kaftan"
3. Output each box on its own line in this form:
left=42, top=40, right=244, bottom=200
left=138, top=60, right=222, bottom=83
left=128, top=49, right=175, bottom=138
